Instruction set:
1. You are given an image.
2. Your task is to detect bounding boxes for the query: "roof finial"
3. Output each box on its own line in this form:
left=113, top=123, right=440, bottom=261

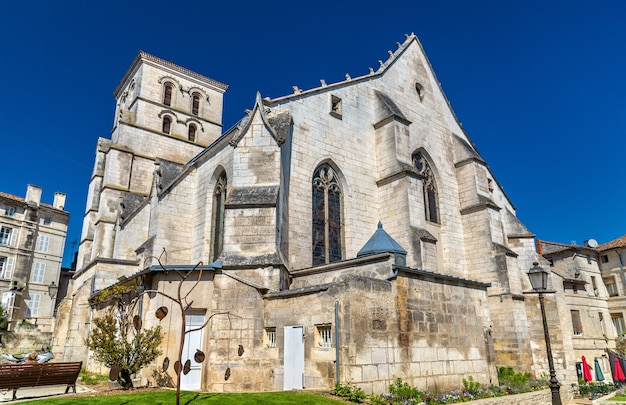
left=292, top=86, right=301, bottom=94
left=378, top=221, right=383, bottom=229
left=345, top=73, right=351, bottom=80
left=320, top=79, right=327, bottom=87
left=396, top=42, right=401, bottom=48
left=388, top=50, right=393, bottom=57
left=369, top=67, right=374, bottom=74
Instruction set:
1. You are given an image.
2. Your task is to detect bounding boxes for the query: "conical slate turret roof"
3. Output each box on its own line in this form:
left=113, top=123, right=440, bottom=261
left=357, top=222, right=407, bottom=257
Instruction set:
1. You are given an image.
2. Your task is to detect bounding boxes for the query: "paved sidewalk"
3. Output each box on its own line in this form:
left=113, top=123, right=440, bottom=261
left=0, top=384, right=93, bottom=403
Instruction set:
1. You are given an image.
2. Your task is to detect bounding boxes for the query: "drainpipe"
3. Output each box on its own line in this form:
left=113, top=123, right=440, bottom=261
left=335, top=300, right=340, bottom=384
left=617, top=249, right=625, bottom=296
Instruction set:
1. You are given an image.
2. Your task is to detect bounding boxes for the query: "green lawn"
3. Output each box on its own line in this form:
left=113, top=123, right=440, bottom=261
left=16, top=390, right=349, bottom=404
left=610, top=393, right=626, bottom=402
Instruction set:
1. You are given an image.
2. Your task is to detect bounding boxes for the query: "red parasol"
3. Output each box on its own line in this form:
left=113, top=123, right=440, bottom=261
left=582, top=356, right=593, bottom=382
left=614, top=357, right=626, bottom=382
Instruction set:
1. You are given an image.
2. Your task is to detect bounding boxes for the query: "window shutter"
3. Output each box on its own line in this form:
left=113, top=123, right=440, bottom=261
left=5, top=257, right=14, bottom=279
left=9, top=228, right=17, bottom=246
left=32, top=262, right=45, bottom=283
left=571, top=310, right=583, bottom=335
left=29, top=294, right=41, bottom=316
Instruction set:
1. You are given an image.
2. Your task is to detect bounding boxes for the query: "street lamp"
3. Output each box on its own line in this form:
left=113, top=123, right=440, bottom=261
left=527, top=262, right=562, bottom=405
left=48, top=282, right=58, bottom=299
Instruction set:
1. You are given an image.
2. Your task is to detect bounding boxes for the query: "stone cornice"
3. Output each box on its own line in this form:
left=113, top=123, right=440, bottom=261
left=291, top=253, right=391, bottom=278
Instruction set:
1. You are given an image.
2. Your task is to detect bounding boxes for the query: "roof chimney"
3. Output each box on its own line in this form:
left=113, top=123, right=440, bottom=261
left=26, top=184, right=42, bottom=205
left=53, top=192, right=66, bottom=210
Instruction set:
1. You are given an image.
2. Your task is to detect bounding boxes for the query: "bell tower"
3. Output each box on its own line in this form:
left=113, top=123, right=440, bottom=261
left=77, top=52, right=228, bottom=269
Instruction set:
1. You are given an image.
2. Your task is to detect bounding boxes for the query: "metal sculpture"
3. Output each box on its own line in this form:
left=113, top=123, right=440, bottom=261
left=142, top=253, right=236, bottom=405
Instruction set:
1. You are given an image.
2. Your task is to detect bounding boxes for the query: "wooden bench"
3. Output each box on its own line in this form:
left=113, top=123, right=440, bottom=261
left=0, top=361, right=82, bottom=400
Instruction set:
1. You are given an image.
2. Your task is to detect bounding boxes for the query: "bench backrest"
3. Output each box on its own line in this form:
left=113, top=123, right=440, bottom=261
left=0, top=362, right=83, bottom=389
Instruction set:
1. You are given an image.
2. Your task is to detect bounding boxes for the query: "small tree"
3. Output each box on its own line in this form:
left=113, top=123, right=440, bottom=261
left=0, top=306, right=8, bottom=331
left=85, top=288, right=163, bottom=389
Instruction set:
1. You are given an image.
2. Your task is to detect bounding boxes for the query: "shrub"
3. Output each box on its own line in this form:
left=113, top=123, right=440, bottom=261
left=389, top=377, right=422, bottom=402
left=85, top=314, right=162, bottom=389
left=332, top=383, right=367, bottom=403
left=462, top=376, right=481, bottom=396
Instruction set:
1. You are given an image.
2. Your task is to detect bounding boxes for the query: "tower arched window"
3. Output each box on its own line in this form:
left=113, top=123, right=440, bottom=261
left=188, top=124, right=197, bottom=142
left=162, top=116, right=172, bottom=134
left=163, top=83, right=173, bottom=106
left=211, top=172, right=227, bottom=262
left=413, top=152, right=439, bottom=223
left=192, top=92, right=201, bottom=116
left=312, top=164, right=342, bottom=265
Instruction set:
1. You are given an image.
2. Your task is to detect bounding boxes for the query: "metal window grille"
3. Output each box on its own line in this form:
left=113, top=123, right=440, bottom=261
left=318, top=325, right=332, bottom=348
left=266, top=328, right=276, bottom=348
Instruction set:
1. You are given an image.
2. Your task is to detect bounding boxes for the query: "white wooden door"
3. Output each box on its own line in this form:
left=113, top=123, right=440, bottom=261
left=283, top=325, right=304, bottom=390
left=180, top=311, right=205, bottom=390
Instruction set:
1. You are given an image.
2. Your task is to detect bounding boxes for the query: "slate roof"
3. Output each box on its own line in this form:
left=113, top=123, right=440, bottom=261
left=357, top=222, right=407, bottom=257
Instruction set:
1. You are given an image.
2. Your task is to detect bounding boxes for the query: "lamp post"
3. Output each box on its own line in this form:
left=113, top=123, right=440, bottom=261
left=48, top=282, right=58, bottom=299
left=527, top=262, right=562, bottom=405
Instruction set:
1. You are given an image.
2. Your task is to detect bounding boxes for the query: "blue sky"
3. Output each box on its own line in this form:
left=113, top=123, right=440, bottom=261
left=1, top=1, right=625, bottom=267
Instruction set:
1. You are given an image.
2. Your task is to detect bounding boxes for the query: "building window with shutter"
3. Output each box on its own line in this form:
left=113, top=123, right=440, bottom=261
left=312, top=164, right=342, bottom=266
left=188, top=124, right=197, bottom=142
left=163, top=83, right=173, bottom=106
left=612, top=313, right=626, bottom=335
left=0, top=256, right=14, bottom=279
left=28, top=293, right=41, bottom=317
left=32, top=262, right=46, bottom=283
left=192, top=92, right=201, bottom=116
left=37, top=235, right=50, bottom=252
left=605, top=277, right=619, bottom=297
left=571, top=310, right=583, bottom=336
left=0, top=227, right=15, bottom=246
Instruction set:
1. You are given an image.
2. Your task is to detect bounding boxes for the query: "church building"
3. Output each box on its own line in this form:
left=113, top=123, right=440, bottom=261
left=53, top=34, right=579, bottom=394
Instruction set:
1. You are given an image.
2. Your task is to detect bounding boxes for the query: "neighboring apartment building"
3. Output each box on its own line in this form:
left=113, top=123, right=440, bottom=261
left=538, top=240, right=617, bottom=382
left=597, top=236, right=626, bottom=339
left=55, top=35, right=584, bottom=394
left=0, top=185, right=69, bottom=332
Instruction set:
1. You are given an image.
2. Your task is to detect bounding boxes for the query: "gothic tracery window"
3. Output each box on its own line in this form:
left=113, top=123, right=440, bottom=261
left=413, top=152, right=439, bottom=224
left=312, top=164, right=342, bottom=265
left=211, top=172, right=227, bottom=262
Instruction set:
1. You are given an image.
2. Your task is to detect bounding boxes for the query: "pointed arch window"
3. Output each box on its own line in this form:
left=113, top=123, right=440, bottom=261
left=163, top=83, right=173, bottom=106
left=211, top=172, right=227, bottom=262
left=413, top=152, right=439, bottom=224
left=188, top=124, right=197, bottom=142
left=192, top=92, right=201, bottom=116
left=312, top=164, right=342, bottom=265
left=162, top=116, right=172, bottom=134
